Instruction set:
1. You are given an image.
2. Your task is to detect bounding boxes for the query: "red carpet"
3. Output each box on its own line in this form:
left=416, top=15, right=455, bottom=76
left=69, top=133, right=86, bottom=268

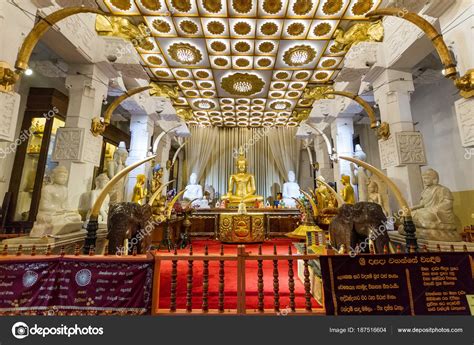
left=157, top=239, right=320, bottom=311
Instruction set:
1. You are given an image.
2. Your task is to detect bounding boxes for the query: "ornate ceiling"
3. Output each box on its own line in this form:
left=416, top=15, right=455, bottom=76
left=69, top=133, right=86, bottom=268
left=101, top=0, right=382, bottom=127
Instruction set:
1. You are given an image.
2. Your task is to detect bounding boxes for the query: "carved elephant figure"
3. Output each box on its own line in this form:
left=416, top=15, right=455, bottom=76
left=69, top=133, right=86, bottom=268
left=329, top=202, right=389, bottom=254
left=107, top=202, right=153, bottom=255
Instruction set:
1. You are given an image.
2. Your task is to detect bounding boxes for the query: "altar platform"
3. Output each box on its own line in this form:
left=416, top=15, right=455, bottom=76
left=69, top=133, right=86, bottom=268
left=189, top=208, right=300, bottom=241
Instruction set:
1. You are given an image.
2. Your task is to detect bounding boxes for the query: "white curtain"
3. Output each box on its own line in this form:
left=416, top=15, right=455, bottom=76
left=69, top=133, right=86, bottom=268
left=185, top=126, right=218, bottom=183
left=267, top=127, right=302, bottom=181
left=201, top=127, right=283, bottom=201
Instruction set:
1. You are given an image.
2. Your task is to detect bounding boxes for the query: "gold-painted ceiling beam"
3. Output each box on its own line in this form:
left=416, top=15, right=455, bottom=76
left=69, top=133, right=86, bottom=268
left=366, top=8, right=473, bottom=99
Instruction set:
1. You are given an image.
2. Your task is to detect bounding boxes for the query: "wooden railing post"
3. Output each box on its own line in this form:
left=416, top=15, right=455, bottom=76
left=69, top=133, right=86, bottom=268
left=151, top=251, right=162, bottom=315
left=237, top=245, right=246, bottom=314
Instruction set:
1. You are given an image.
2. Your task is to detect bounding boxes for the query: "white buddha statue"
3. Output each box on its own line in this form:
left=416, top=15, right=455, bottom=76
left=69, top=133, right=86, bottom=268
left=183, top=173, right=209, bottom=208
left=29, top=165, right=83, bottom=237
left=282, top=171, right=301, bottom=208
left=86, top=173, right=110, bottom=223
left=107, top=141, right=128, bottom=204
left=350, top=144, right=369, bottom=202
left=400, top=168, right=460, bottom=242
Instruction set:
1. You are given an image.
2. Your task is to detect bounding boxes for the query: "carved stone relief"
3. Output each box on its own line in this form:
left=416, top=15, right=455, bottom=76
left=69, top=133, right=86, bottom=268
left=0, top=92, right=20, bottom=142
left=455, top=97, right=474, bottom=148
left=53, top=128, right=102, bottom=165
left=379, top=131, right=426, bottom=169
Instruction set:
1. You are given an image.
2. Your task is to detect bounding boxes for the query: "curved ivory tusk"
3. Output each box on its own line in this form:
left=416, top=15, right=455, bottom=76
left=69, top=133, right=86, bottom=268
left=306, top=123, right=337, bottom=160
left=306, top=145, right=314, bottom=166
left=300, top=189, right=319, bottom=218
left=366, top=8, right=457, bottom=79
left=338, top=155, right=411, bottom=217
left=89, top=155, right=157, bottom=219
left=15, top=7, right=105, bottom=72
left=166, top=190, right=185, bottom=219
left=152, top=125, right=181, bottom=154
left=103, top=86, right=152, bottom=127
left=169, top=142, right=186, bottom=170
left=148, top=180, right=175, bottom=206
left=316, top=178, right=345, bottom=206
left=324, top=91, right=378, bottom=129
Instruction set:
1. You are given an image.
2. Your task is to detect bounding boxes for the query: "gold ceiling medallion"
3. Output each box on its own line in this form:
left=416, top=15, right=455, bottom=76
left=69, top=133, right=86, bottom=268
left=273, top=82, right=285, bottom=89
left=221, top=73, right=265, bottom=96
left=153, top=19, right=171, bottom=33
left=303, top=85, right=334, bottom=101
left=275, top=71, right=289, bottom=79
left=202, top=0, right=222, bottom=13
left=147, top=56, right=163, bottom=65
left=322, top=0, right=343, bottom=15
left=258, top=58, right=272, bottom=67
left=171, top=0, right=192, bottom=12
left=263, top=0, right=283, bottom=14
left=234, top=22, right=251, bottom=35
left=260, top=22, right=278, bottom=35
left=149, top=82, right=180, bottom=99
left=287, top=23, right=305, bottom=36
left=293, top=0, right=313, bottom=15
left=176, top=70, right=189, bottom=77
left=210, top=41, right=226, bottom=52
left=322, top=59, right=337, bottom=68
left=313, top=22, right=331, bottom=36
left=292, top=109, right=311, bottom=122
left=200, top=81, right=213, bottom=88
left=138, top=38, right=155, bottom=51
left=140, top=0, right=161, bottom=11
left=176, top=108, right=194, bottom=121
left=196, top=71, right=210, bottom=78
left=181, top=81, right=194, bottom=88
left=180, top=20, right=198, bottom=34
left=258, top=41, right=274, bottom=53
left=283, top=45, right=316, bottom=66
left=232, top=0, right=252, bottom=13
left=288, top=91, right=300, bottom=97
left=168, top=43, right=202, bottom=64
left=333, top=20, right=383, bottom=52
left=214, top=57, right=228, bottom=66
left=207, top=21, right=225, bottom=34
left=352, top=0, right=373, bottom=15
left=154, top=70, right=170, bottom=78
left=270, top=101, right=291, bottom=110
left=235, top=41, right=251, bottom=52
left=315, top=72, right=329, bottom=80
left=295, top=71, right=309, bottom=79
left=110, top=0, right=132, bottom=11
left=236, top=58, right=250, bottom=67
left=194, top=100, right=215, bottom=109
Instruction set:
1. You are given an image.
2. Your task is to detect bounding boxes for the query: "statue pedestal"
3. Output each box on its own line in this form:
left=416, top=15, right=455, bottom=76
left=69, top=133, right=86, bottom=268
left=388, top=231, right=474, bottom=252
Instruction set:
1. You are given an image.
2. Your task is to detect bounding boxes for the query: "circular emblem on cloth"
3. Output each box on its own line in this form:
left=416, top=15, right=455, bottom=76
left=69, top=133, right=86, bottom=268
left=22, top=271, right=38, bottom=288
left=75, top=269, right=92, bottom=287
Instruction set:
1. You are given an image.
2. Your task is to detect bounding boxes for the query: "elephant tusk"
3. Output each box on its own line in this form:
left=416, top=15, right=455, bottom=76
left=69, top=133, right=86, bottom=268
left=152, top=125, right=181, bottom=154
left=306, top=123, right=337, bottom=161
left=169, top=142, right=186, bottom=170
left=166, top=190, right=185, bottom=220
left=148, top=180, right=175, bottom=206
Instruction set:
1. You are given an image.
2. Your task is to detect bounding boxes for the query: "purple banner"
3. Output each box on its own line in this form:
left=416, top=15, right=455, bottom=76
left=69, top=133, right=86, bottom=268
left=0, top=258, right=153, bottom=315
left=320, top=253, right=474, bottom=315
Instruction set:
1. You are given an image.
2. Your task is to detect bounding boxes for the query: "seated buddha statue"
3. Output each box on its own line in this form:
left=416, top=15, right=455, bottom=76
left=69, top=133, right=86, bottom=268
left=221, top=149, right=263, bottom=206
left=29, top=165, right=83, bottom=237
left=282, top=171, right=301, bottom=208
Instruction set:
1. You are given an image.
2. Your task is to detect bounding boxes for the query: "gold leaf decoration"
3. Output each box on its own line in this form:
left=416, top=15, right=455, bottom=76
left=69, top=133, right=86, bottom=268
left=295, top=71, right=309, bottom=79
left=260, top=22, right=278, bottom=35
left=258, top=41, right=274, bottom=53
left=273, top=82, right=285, bottom=89
left=263, top=0, right=283, bottom=14
left=153, top=19, right=171, bottom=33
left=171, top=0, right=192, bottom=12
left=168, top=43, right=202, bottom=64
left=214, top=58, right=228, bottom=66
left=138, top=38, right=154, bottom=51
left=186, top=90, right=198, bottom=96
left=176, top=70, right=190, bottom=77
left=322, top=59, right=336, bottom=68
left=180, top=20, right=198, bottom=34
left=200, top=81, right=213, bottom=88
left=236, top=58, right=250, bottom=67
left=283, top=45, right=316, bottom=66
left=234, top=22, right=251, bottom=35
left=288, top=91, right=299, bottom=97
left=147, top=56, right=163, bottom=65
left=207, top=21, right=225, bottom=34
left=293, top=0, right=313, bottom=15
left=140, top=0, right=161, bottom=11
left=258, top=58, right=272, bottom=67
left=270, top=101, right=291, bottom=110
left=287, top=22, right=305, bottom=36
left=313, top=22, right=331, bottom=36
left=181, top=81, right=194, bottom=88
left=210, top=41, right=226, bottom=51
left=110, top=0, right=132, bottom=10
left=221, top=73, right=265, bottom=96
left=275, top=71, right=289, bottom=79
left=322, top=0, right=343, bottom=15
left=352, top=0, right=373, bottom=15
left=202, top=0, right=222, bottom=13
left=196, top=71, right=210, bottom=78
left=232, top=0, right=252, bottom=13
left=235, top=41, right=251, bottom=52
left=155, top=70, right=170, bottom=78
left=315, top=72, right=329, bottom=80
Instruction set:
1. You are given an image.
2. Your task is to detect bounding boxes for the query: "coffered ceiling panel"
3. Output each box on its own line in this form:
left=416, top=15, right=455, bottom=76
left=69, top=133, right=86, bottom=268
left=101, top=0, right=382, bottom=127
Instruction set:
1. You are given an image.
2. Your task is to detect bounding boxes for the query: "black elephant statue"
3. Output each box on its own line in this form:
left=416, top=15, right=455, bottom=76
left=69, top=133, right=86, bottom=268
left=329, top=202, right=390, bottom=255
left=107, top=202, right=153, bottom=255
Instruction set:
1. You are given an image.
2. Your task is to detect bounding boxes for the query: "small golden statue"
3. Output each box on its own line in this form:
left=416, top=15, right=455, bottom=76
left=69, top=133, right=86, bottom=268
left=340, top=175, right=355, bottom=204
left=221, top=148, right=263, bottom=206
left=132, top=174, right=147, bottom=205
left=333, top=20, right=384, bottom=52
left=95, top=15, right=149, bottom=45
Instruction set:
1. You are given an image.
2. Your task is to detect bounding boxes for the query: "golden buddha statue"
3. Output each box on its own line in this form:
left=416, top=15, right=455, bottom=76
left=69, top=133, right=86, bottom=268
left=221, top=149, right=263, bottom=206
left=340, top=175, right=355, bottom=204
left=132, top=174, right=147, bottom=205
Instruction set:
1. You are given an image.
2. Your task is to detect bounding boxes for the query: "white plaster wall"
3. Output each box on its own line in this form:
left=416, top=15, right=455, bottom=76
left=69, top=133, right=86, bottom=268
left=410, top=78, right=474, bottom=192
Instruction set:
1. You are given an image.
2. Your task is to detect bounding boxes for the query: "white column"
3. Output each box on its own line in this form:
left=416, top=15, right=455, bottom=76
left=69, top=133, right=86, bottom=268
left=53, top=64, right=109, bottom=210
left=314, top=135, right=333, bottom=183
left=331, top=117, right=354, bottom=192
left=125, top=114, right=154, bottom=201
left=372, top=69, right=425, bottom=206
